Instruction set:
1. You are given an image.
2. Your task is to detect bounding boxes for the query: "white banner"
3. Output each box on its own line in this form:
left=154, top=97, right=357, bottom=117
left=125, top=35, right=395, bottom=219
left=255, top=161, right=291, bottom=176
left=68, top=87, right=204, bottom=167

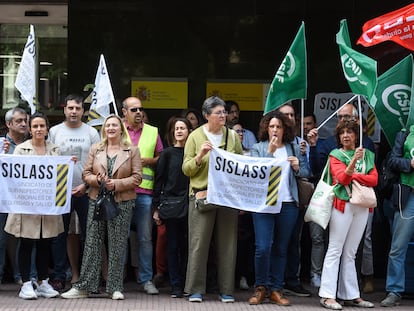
left=88, top=54, right=117, bottom=126
left=15, top=24, right=36, bottom=115
left=0, top=155, right=74, bottom=215
left=207, top=148, right=287, bottom=214
left=314, top=92, right=381, bottom=142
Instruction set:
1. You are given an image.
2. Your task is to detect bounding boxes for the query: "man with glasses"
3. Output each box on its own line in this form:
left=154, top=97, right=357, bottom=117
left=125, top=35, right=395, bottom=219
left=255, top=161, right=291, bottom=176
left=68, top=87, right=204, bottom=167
left=225, top=100, right=257, bottom=149
left=122, top=96, right=163, bottom=295
left=307, top=103, right=375, bottom=177
left=0, top=107, right=29, bottom=285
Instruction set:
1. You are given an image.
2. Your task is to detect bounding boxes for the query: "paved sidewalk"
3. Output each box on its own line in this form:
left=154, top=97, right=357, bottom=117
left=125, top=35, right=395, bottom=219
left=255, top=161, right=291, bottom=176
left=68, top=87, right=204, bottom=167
left=0, top=279, right=413, bottom=310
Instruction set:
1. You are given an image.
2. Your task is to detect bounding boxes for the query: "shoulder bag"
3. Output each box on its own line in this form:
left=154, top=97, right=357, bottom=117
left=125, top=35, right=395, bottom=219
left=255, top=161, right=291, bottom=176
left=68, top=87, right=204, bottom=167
left=290, top=143, right=314, bottom=208
left=93, top=182, right=119, bottom=221
left=340, top=151, right=377, bottom=209
left=304, top=161, right=334, bottom=230
left=158, top=194, right=188, bottom=219
left=347, top=180, right=377, bottom=208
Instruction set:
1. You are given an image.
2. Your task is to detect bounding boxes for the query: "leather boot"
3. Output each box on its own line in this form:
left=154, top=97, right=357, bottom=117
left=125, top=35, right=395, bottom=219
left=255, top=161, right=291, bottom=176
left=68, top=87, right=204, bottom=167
left=363, top=275, right=374, bottom=294
left=248, top=286, right=266, bottom=305
left=270, top=290, right=290, bottom=306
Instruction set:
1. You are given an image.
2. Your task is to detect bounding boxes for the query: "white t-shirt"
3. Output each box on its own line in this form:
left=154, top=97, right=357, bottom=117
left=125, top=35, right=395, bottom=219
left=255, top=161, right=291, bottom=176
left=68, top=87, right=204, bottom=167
left=48, top=122, right=100, bottom=187
left=273, top=145, right=294, bottom=203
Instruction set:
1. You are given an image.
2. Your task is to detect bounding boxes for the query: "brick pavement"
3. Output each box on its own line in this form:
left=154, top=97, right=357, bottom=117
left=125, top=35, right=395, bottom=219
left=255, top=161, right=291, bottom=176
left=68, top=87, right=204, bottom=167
left=0, top=279, right=414, bottom=310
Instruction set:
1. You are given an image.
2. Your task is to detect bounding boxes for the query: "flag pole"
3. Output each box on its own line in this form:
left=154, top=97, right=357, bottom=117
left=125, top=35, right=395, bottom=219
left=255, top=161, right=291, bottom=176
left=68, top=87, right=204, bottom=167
left=316, top=94, right=358, bottom=130
left=300, top=98, right=304, bottom=141
left=110, top=84, right=118, bottom=116
left=357, top=95, right=363, bottom=148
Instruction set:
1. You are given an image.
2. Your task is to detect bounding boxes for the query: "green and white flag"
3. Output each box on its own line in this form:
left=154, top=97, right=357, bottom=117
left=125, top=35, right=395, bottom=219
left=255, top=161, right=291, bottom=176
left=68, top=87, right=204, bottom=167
left=337, top=19, right=377, bottom=100
left=264, top=22, right=307, bottom=115
left=370, top=54, right=412, bottom=146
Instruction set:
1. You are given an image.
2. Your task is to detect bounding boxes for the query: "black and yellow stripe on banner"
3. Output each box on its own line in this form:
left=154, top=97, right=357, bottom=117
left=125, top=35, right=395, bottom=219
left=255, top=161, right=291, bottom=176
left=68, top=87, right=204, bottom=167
left=87, top=109, right=101, bottom=123
left=266, top=165, right=282, bottom=206
left=367, top=108, right=376, bottom=136
left=55, top=164, right=68, bottom=207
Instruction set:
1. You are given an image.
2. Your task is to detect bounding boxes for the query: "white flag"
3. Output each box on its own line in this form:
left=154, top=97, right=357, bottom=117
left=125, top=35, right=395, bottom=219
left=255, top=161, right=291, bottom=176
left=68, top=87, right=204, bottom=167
left=87, top=54, right=116, bottom=126
left=15, top=24, right=36, bottom=114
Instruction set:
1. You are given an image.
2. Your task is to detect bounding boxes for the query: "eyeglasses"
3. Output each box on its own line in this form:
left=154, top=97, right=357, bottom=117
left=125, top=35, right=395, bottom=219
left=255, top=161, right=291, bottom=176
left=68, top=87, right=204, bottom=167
left=235, top=129, right=245, bottom=134
left=337, top=114, right=353, bottom=120
left=129, top=107, right=144, bottom=112
left=211, top=111, right=228, bottom=116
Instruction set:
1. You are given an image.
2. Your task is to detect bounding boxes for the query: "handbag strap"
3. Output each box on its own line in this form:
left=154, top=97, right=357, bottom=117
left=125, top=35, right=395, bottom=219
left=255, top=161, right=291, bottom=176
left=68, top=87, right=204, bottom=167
left=223, top=127, right=229, bottom=151
left=321, top=159, right=332, bottom=185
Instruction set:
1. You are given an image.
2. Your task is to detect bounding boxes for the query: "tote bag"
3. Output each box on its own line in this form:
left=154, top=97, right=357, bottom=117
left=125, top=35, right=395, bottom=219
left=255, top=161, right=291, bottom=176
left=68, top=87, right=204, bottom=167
left=304, top=161, right=334, bottom=230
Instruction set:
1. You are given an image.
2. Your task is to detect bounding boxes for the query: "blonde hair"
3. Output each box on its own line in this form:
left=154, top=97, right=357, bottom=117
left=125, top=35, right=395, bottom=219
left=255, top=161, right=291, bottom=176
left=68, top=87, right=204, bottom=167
left=98, top=114, right=131, bottom=148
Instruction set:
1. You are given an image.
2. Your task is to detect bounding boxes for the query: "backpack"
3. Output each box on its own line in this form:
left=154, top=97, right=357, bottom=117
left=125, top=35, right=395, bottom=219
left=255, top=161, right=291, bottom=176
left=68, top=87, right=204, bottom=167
left=377, top=151, right=399, bottom=199
left=377, top=130, right=409, bottom=199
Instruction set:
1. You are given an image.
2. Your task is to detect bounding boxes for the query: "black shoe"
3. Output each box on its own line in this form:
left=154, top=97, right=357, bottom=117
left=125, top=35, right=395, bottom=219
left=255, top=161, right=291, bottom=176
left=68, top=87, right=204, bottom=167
left=50, top=279, right=65, bottom=292
left=284, top=284, right=311, bottom=297
left=171, top=286, right=183, bottom=298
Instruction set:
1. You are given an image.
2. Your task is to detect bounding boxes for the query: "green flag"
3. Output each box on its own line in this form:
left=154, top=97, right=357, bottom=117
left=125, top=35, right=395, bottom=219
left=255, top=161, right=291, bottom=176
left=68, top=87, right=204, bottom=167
left=406, top=56, right=414, bottom=128
left=336, top=19, right=377, bottom=100
left=369, top=54, right=412, bottom=146
left=264, top=22, right=307, bottom=115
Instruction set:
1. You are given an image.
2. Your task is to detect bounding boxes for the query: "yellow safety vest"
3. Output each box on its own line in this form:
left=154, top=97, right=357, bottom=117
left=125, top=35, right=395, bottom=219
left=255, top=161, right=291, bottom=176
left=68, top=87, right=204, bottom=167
left=136, top=124, right=158, bottom=190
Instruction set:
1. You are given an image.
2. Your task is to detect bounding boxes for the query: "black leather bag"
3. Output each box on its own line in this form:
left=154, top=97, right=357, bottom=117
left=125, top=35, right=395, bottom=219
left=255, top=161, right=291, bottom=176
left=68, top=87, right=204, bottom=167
left=93, top=183, right=119, bottom=221
left=296, top=177, right=315, bottom=209
left=158, top=195, right=188, bottom=219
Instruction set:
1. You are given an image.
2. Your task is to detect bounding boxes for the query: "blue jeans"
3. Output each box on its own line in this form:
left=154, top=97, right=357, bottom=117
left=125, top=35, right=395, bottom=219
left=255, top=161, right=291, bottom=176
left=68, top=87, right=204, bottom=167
left=165, top=217, right=188, bottom=288
left=51, top=195, right=89, bottom=280
left=309, top=221, right=327, bottom=276
left=385, top=192, right=414, bottom=294
left=285, top=208, right=304, bottom=287
left=0, top=213, right=8, bottom=281
left=132, top=194, right=154, bottom=284
left=252, top=202, right=299, bottom=290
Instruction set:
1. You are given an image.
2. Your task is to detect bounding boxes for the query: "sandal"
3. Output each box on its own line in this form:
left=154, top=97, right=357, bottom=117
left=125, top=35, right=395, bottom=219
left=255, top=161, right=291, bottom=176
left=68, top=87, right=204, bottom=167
left=344, top=298, right=374, bottom=308
left=320, top=298, right=343, bottom=310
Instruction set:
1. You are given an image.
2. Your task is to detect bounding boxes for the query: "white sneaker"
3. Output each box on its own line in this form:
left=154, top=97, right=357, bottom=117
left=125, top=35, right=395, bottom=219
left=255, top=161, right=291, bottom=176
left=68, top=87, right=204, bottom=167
left=112, top=291, right=124, bottom=300
left=142, top=280, right=159, bottom=295
left=311, top=273, right=321, bottom=288
left=61, top=287, right=88, bottom=299
left=239, top=276, right=249, bottom=290
left=19, top=281, right=37, bottom=300
left=35, top=279, right=59, bottom=298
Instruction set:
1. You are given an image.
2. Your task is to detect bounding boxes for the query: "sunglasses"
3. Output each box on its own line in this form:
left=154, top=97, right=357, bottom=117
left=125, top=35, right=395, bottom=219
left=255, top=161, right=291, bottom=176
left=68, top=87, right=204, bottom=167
left=129, top=107, right=144, bottom=112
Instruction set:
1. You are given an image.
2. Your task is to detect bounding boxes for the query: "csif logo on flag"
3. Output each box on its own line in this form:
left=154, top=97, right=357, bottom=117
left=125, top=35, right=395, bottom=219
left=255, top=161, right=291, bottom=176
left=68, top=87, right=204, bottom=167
left=380, top=84, right=411, bottom=118
left=273, top=51, right=298, bottom=84
left=340, top=53, right=365, bottom=84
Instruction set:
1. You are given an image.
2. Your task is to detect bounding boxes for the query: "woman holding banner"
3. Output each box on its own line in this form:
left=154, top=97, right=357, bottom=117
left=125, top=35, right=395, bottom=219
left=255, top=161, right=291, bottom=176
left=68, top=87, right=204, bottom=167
left=248, top=110, right=310, bottom=306
left=5, top=112, right=62, bottom=300
left=182, top=96, right=243, bottom=303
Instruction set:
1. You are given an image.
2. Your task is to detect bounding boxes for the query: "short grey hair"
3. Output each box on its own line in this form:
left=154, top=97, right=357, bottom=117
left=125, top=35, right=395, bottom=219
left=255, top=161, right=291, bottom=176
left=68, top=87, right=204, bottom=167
left=337, top=103, right=358, bottom=118
left=201, top=96, right=226, bottom=119
left=5, top=107, right=27, bottom=123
